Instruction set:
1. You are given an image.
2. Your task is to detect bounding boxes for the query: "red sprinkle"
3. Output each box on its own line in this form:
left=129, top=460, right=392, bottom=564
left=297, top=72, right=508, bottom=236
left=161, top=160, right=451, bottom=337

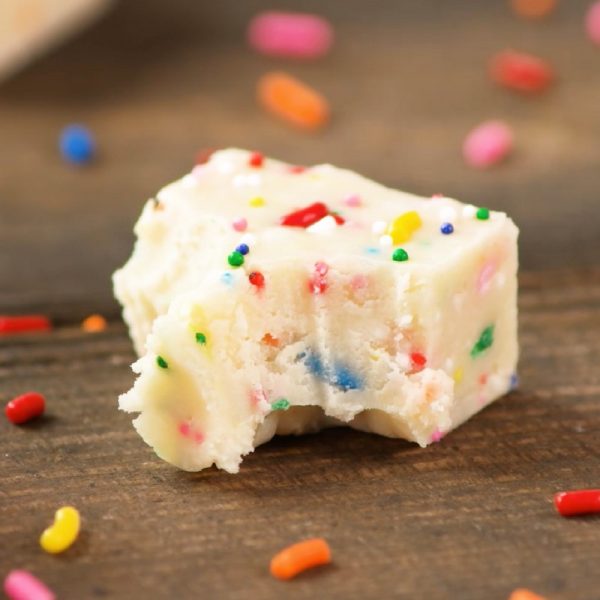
left=331, top=213, right=345, bottom=225
left=281, top=202, right=328, bottom=228
left=288, top=165, right=307, bottom=174
left=489, top=50, right=554, bottom=93
left=5, top=392, right=46, bottom=424
left=249, top=151, right=264, bottom=168
left=410, top=352, right=427, bottom=372
left=554, top=489, right=600, bottom=516
left=0, top=315, right=51, bottom=335
left=249, top=271, right=265, bottom=289
left=308, top=261, right=329, bottom=294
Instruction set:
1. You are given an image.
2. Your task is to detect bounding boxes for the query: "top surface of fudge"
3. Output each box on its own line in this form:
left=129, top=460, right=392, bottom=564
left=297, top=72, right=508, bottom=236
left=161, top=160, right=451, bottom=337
left=136, top=148, right=508, bottom=269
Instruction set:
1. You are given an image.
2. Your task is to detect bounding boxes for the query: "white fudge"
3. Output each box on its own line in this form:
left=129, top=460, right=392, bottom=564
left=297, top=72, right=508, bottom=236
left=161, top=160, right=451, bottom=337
left=114, top=149, right=518, bottom=473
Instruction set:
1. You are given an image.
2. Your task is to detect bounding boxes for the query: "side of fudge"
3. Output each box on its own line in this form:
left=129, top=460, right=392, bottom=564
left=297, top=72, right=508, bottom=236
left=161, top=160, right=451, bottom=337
left=114, top=149, right=518, bottom=472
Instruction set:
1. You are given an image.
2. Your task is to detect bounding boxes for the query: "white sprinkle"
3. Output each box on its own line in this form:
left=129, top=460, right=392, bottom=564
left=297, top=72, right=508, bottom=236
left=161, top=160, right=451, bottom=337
left=399, top=314, right=413, bottom=327
left=439, top=206, right=458, bottom=223
left=444, top=358, right=455, bottom=372
left=372, top=220, right=387, bottom=234
left=462, top=204, right=477, bottom=218
left=379, top=234, right=393, bottom=247
left=306, top=215, right=338, bottom=234
left=240, top=233, right=257, bottom=246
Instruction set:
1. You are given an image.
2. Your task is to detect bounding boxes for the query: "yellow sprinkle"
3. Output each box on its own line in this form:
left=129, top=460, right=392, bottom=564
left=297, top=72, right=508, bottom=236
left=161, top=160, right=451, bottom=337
left=387, top=211, right=422, bottom=245
left=453, top=367, right=464, bottom=384
left=249, top=196, right=265, bottom=207
left=40, top=506, right=81, bottom=554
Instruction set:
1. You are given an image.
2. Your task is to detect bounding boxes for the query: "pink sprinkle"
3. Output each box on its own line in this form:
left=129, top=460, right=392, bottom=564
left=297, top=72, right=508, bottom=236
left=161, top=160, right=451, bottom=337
left=191, top=165, right=205, bottom=179
left=344, top=194, right=362, bottom=207
left=4, top=570, right=55, bottom=600
left=351, top=274, right=369, bottom=290
left=309, top=261, right=329, bottom=294
left=288, top=165, right=307, bottom=174
left=586, top=1, right=600, bottom=45
left=178, top=421, right=204, bottom=444
left=250, top=387, right=268, bottom=407
left=479, top=373, right=489, bottom=386
left=463, top=120, right=514, bottom=169
left=247, top=11, right=333, bottom=59
left=431, top=429, right=444, bottom=443
left=476, top=261, right=498, bottom=294
left=431, top=193, right=444, bottom=199
left=232, top=218, right=248, bottom=232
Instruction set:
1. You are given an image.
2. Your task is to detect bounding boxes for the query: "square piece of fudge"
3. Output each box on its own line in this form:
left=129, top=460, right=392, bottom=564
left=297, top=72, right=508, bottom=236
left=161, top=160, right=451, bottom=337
left=114, top=149, right=518, bottom=472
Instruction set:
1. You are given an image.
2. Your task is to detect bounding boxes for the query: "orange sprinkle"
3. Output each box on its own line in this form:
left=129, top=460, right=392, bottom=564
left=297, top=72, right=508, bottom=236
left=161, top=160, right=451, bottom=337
left=510, top=0, right=556, bottom=19
left=81, top=314, right=107, bottom=333
left=261, top=333, right=279, bottom=347
left=257, top=72, right=329, bottom=130
left=270, top=538, right=331, bottom=580
left=508, top=589, right=548, bottom=600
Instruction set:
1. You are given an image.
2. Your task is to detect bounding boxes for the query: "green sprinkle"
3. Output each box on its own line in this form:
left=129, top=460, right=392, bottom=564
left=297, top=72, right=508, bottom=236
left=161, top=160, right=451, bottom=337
left=476, top=207, right=490, bottom=221
left=195, top=332, right=207, bottom=345
left=471, top=325, right=494, bottom=357
left=392, top=248, right=409, bottom=262
left=228, top=251, right=244, bottom=267
left=157, top=355, right=169, bottom=369
left=271, top=398, right=290, bottom=411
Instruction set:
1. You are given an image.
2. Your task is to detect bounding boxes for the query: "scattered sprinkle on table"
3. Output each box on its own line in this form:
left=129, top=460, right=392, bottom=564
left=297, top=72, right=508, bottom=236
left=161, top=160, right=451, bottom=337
left=489, top=50, right=554, bottom=94
left=59, top=124, right=95, bottom=165
left=0, top=315, right=51, bottom=335
left=510, top=0, right=556, bottom=19
left=270, top=538, right=332, bottom=580
left=40, top=506, right=81, bottom=554
left=553, top=489, right=600, bottom=516
left=4, top=392, right=46, bottom=425
left=463, top=121, right=514, bottom=169
left=4, top=570, right=55, bottom=600
left=247, top=11, right=333, bottom=59
left=257, top=71, right=329, bottom=130
left=81, top=314, right=107, bottom=333
left=586, top=1, right=600, bottom=45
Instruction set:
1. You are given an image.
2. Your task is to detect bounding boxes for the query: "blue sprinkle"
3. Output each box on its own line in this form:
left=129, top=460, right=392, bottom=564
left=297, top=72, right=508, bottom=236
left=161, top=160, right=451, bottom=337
left=304, top=351, right=327, bottom=379
left=59, top=124, right=95, bottom=164
left=221, top=272, right=234, bottom=285
left=332, top=362, right=363, bottom=391
left=510, top=372, right=519, bottom=390
left=365, top=246, right=380, bottom=255
left=235, top=243, right=250, bottom=255
left=301, top=349, right=363, bottom=392
left=440, top=222, right=454, bottom=235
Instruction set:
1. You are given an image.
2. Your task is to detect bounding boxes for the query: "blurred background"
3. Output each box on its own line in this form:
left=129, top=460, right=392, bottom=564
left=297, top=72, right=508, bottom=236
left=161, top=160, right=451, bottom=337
left=1, top=0, right=599, bottom=322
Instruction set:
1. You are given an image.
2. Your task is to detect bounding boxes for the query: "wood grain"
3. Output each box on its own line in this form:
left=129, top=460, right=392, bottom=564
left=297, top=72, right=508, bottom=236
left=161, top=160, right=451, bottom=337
left=1, top=270, right=599, bottom=600
left=1, top=1, right=600, bottom=598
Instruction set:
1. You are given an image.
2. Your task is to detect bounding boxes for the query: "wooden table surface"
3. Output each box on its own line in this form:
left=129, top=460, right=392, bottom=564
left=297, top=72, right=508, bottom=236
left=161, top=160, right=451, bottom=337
left=1, top=1, right=599, bottom=598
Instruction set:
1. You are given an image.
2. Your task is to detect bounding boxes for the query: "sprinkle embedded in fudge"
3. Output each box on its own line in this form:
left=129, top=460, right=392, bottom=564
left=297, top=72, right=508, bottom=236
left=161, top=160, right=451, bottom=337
left=249, top=196, right=265, bottom=207
left=476, top=207, right=490, bottom=220
left=440, top=223, right=454, bottom=235
left=471, top=325, right=495, bottom=357
left=228, top=251, right=245, bottom=267
left=114, top=148, right=518, bottom=473
left=392, top=248, right=409, bottom=262
left=271, top=398, right=290, bottom=411
left=156, top=356, right=169, bottom=369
